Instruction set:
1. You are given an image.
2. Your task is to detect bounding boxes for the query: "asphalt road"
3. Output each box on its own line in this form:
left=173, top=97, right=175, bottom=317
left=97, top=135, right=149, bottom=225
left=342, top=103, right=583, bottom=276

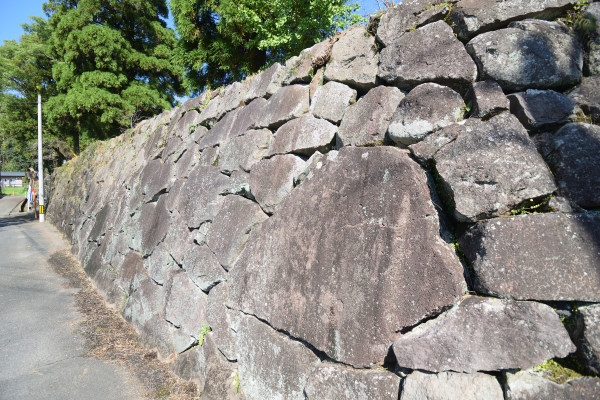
left=0, top=196, right=144, bottom=400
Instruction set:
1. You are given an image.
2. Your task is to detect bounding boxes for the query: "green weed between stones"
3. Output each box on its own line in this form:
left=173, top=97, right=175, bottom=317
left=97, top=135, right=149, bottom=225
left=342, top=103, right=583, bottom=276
left=198, top=324, right=212, bottom=346
left=233, top=371, right=241, bottom=393
left=532, top=359, right=583, bottom=384
left=509, top=195, right=552, bottom=216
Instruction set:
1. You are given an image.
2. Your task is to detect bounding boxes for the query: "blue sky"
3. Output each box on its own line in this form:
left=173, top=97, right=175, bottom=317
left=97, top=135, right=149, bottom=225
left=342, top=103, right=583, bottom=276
left=0, top=0, right=385, bottom=44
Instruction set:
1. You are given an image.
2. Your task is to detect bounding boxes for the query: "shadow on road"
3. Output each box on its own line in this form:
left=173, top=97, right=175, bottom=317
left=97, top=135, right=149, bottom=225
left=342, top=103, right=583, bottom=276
left=0, top=213, right=36, bottom=229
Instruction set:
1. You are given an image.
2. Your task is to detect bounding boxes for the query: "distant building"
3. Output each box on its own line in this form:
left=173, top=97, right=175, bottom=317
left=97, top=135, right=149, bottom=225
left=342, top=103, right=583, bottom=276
left=1, top=171, right=25, bottom=187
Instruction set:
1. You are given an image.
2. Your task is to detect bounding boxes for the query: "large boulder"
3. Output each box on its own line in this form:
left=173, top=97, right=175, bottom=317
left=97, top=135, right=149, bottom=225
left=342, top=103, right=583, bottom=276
left=236, top=315, right=320, bottom=400
left=507, top=89, right=578, bottom=130
left=400, top=371, right=504, bottom=400
left=387, top=83, right=465, bottom=145
left=459, top=212, right=600, bottom=302
left=449, top=0, right=579, bottom=41
left=505, top=370, right=600, bottom=400
left=304, top=364, right=401, bottom=400
left=432, top=113, right=557, bottom=222
left=378, top=21, right=477, bottom=93
left=309, top=81, right=357, bottom=124
left=466, top=20, right=584, bottom=91
left=376, top=0, right=457, bottom=47
left=393, top=296, right=576, bottom=373
left=268, top=115, right=337, bottom=156
left=542, top=123, right=600, bottom=208
left=229, top=146, right=466, bottom=367
left=336, top=86, right=404, bottom=147
left=324, top=26, right=378, bottom=92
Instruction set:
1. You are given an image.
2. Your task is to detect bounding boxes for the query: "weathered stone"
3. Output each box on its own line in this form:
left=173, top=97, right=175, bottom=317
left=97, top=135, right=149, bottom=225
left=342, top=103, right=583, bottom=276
left=198, top=97, right=267, bottom=150
left=376, top=0, right=457, bottom=47
left=508, top=89, right=578, bottom=130
left=378, top=21, right=478, bottom=93
left=122, top=275, right=166, bottom=333
left=466, top=20, right=584, bottom=92
left=304, top=364, right=401, bottom=400
left=200, top=335, right=244, bottom=400
left=248, top=154, right=306, bottom=214
left=236, top=315, right=321, bottom=400
left=584, top=3, right=600, bottom=76
left=229, top=147, right=466, bottom=367
left=449, top=0, right=579, bottom=41
left=573, top=304, right=600, bottom=375
left=324, top=25, right=378, bottom=91
left=393, top=296, right=576, bottom=373
left=255, top=85, right=310, bottom=129
left=505, top=370, right=600, bottom=400
left=433, top=113, right=557, bottom=222
left=460, top=212, right=600, bottom=302
left=176, top=166, right=230, bottom=229
left=388, top=83, right=465, bottom=145
left=160, top=213, right=193, bottom=265
left=182, top=244, right=226, bottom=293
left=140, top=195, right=171, bottom=257
left=337, top=86, right=404, bottom=147
left=198, top=146, right=219, bottom=167
left=144, top=244, right=178, bottom=286
left=284, top=40, right=331, bottom=85
left=544, top=123, right=600, bottom=208
left=206, top=283, right=237, bottom=361
left=199, top=92, right=224, bottom=127
left=218, top=82, right=247, bottom=114
left=244, top=62, right=285, bottom=103
left=464, top=80, right=509, bottom=119
left=171, top=345, right=207, bottom=388
left=218, top=129, right=272, bottom=175
left=294, top=151, right=326, bottom=185
left=400, top=371, right=504, bottom=400
left=309, top=81, right=357, bottom=124
left=207, top=195, right=268, bottom=270
left=223, top=170, right=252, bottom=198
left=165, top=271, right=209, bottom=341
left=409, top=120, right=479, bottom=164
left=309, top=67, right=324, bottom=101
left=182, top=91, right=211, bottom=113
left=568, top=74, right=600, bottom=123
left=268, top=115, right=337, bottom=156
left=172, top=109, right=202, bottom=137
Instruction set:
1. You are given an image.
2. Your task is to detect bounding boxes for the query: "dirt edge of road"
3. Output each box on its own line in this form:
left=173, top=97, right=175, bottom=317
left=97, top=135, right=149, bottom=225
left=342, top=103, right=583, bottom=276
left=48, top=250, right=199, bottom=400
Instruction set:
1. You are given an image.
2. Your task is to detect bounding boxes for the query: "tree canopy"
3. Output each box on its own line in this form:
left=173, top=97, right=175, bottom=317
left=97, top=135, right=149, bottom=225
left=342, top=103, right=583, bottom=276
left=170, top=0, right=363, bottom=94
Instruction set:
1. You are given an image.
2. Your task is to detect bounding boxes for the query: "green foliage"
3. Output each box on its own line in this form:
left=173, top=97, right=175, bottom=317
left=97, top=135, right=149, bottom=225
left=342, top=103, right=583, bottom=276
left=198, top=324, right=211, bottom=346
left=232, top=371, right=241, bottom=393
left=509, top=196, right=551, bottom=216
left=532, top=359, right=583, bottom=384
left=170, top=0, right=364, bottom=94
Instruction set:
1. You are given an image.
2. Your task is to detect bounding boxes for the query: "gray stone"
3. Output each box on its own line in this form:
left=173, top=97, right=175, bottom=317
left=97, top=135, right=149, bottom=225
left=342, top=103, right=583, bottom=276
left=218, top=129, right=273, bottom=174
left=144, top=243, right=178, bottom=286
left=376, top=0, right=457, bottom=47
left=544, top=123, right=600, bottom=208
left=466, top=20, right=584, bottom=92
left=284, top=40, right=331, bottom=85
left=378, top=21, right=478, bottom=94
left=171, top=345, right=207, bottom=388
left=198, top=145, right=219, bottom=167
left=309, top=81, right=357, bottom=124
left=324, top=25, right=378, bottom=91
left=172, top=109, right=202, bottom=137
left=337, top=86, right=404, bottom=147
left=508, top=89, right=578, bottom=130
left=236, top=315, right=320, bottom=400
left=160, top=213, right=193, bottom=265
left=460, top=213, right=600, bottom=302
left=433, top=113, right=557, bottom=222
left=309, top=67, right=325, bottom=101
left=198, top=92, right=223, bottom=128
left=464, top=80, right=510, bottom=119
left=400, top=371, right=504, bottom=400
left=568, top=74, right=600, bottom=123
left=165, top=271, right=209, bottom=342
left=198, top=98, right=267, bottom=150
left=207, top=195, right=268, bottom=270
left=585, top=3, right=600, bottom=76
left=268, top=115, right=337, bottom=156
left=505, top=370, right=600, bottom=400
left=176, top=166, right=230, bottom=228
left=409, top=120, right=479, bottom=164
left=304, top=364, right=401, bottom=400
left=244, top=62, right=285, bottom=103
left=393, top=296, right=576, bottom=373
left=255, top=85, right=310, bottom=129
left=206, top=283, right=237, bottom=361
left=182, top=91, right=211, bottom=113
left=229, top=147, right=466, bottom=367
left=199, top=335, right=244, bottom=400
left=182, top=244, right=226, bottom=293
left=248, top=154, right=306, bottom=214
left=140, top=195, right=171, bottom=257
left=573, top=304, right=600, bottom=375
left=449, top=0, right=579, bottom=41
left=388, top=83, right=465, bottom=145
left=294, top=151, right=326, bottom=185
left=218, top=82, right=247, bottom=114
left=223, top=170, right=252, bottom=198
left=122, top=275, right=166, bottom=333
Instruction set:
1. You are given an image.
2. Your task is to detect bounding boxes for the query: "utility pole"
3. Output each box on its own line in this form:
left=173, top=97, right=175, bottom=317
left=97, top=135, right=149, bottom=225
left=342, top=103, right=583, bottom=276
left=37, top=93, right=45, bottom=222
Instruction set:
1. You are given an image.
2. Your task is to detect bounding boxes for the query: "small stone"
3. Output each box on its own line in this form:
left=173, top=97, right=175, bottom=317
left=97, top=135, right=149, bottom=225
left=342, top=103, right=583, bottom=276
left=388, top=83, right=465, bottom=145
left=464, top=80, right=509, bottom=119
left=400, top=371, right=504, bottom=400
left=505, top=370, right=600, bottom=400
left=508, top=89, right=578, bottom=130
left=337, top=86, right=405, bottom=148
left=268, top=115, right=337, bottom=156
left=310, top=81, right=357, bottom=124
left=568, top=74, right=600, bottom=123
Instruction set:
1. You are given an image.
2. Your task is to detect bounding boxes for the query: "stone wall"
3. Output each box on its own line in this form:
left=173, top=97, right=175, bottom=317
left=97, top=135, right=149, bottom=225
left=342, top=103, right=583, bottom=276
left=48, top=0, right=600, bottom=398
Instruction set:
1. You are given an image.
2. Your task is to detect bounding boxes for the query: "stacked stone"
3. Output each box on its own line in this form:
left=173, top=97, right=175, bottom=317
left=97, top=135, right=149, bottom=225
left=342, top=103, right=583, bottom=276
left=47, top=0, right=600, bottom=398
